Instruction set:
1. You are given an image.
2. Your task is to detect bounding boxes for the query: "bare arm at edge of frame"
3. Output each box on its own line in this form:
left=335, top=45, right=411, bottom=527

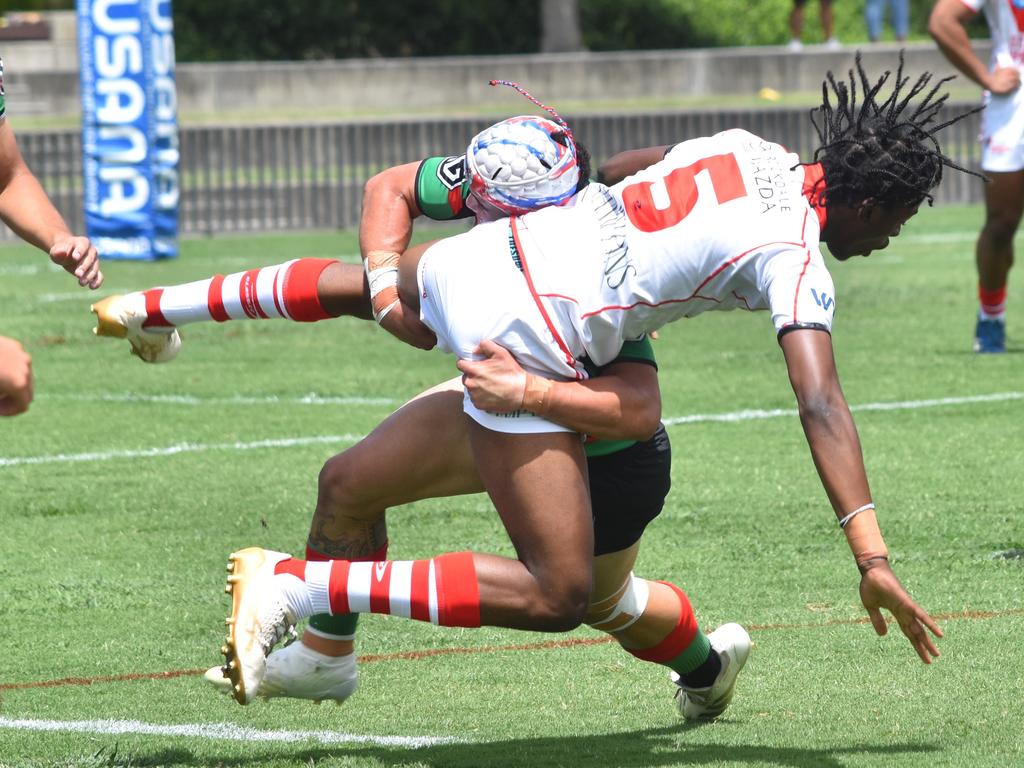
left=0, top=120, right=103, bottom=289
left=929, top=0, right=1020, bottom=94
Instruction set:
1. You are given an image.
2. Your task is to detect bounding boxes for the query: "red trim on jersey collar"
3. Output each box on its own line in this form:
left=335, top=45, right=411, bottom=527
left=802, top=162, right=827, bottom=232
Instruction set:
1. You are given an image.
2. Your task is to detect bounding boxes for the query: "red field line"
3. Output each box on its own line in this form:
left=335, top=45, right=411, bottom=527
left=3, top=608, right=1021, bottom=692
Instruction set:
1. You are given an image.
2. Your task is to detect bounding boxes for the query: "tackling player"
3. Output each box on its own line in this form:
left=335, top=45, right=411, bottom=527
left=97, top=109, right=749, bottom=720
left=930, top=0, right=1020, bottom=352
left=219, top=56, right=979, bottom=710
left=89, top=111, right=582, bottom=359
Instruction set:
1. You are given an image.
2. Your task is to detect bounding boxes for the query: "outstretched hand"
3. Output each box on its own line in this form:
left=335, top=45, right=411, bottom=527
left=457, top=339, right=527, bottom=413
left=859, top=560, right=943, bottom=664
left=50, top=235, right=103, bottom=289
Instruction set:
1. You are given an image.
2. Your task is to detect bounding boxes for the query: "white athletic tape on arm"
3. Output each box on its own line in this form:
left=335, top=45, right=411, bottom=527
left=364, top=250, right=400, bottom=324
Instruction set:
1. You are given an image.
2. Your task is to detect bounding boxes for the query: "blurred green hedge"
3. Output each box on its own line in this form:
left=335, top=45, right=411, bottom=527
left=0, top=0, right=989, bottom=61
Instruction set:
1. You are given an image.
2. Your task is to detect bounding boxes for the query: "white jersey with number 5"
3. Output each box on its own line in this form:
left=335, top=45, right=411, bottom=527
left=513, top=128, right=836, bottom=367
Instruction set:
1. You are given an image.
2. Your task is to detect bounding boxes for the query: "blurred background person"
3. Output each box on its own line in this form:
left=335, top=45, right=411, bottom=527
left=788, top=0, right=840, bottom=51
left=865, top=0, right=909, bottom=43
left=930, top=0, right=1022, bottom=353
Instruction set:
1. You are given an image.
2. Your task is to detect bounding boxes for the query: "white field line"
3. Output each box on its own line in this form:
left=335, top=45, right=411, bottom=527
left=0, top=264, right=43, bottom=276
left=0, top=716, right=461, bottom=748
left=38, top=288, right=134, bottom=303
left=0, top=435, right=362, bottom=468
left=900, top=231, right=977, bottom=244
left=2, top=391, right=1021, bottom=469
left=663, top=391, right=1023, bottom=426
left=40, top=392, right=399, bottom=407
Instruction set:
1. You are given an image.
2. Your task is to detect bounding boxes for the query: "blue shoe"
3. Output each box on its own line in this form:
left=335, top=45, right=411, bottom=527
left=974, top=317, right=1006, bottom=354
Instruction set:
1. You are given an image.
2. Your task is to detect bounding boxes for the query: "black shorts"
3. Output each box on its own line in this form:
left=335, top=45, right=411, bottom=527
left=587, top=423, right=671, bottom=556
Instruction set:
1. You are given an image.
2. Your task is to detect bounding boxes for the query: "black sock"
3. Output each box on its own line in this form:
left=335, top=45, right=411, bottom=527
left=678, top=649, right=721, bottom=689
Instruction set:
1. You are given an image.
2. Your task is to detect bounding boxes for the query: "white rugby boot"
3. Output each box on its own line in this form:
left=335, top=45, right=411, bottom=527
left=671, top=623, right=751, bottom=721
left=221, top=548, right=300, bottom=704
left=204, top=641, right=358, bottom=705
left=91, top=293, right=181, bottom=363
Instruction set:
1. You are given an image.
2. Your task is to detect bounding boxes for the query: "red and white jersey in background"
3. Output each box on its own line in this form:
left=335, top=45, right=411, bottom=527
left=513, top=129, right=836, bottom=367
left=961, top=0, right=1024, bottom=69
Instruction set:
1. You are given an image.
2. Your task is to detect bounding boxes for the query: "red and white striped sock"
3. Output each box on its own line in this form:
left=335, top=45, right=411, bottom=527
left=979, top=284, right=1007, bottom=321
left=305, top=542, right=388, bottom=641
left=138, top=258, right=336, bottom=329
left=274, top=551, right=481, bottom=628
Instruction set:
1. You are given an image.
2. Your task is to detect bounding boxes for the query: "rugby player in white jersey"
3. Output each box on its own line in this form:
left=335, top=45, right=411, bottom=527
left=930, top=0, right=1022, bottom=352
left=219, top=57, right=981, bottom=712
left=94, top=108, right=745, bottom=719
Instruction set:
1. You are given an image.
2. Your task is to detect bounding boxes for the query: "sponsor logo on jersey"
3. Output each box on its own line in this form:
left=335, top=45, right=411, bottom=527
left=811, top=288, right=834, bottom=311
left=436, top=155, right=467, bottom=190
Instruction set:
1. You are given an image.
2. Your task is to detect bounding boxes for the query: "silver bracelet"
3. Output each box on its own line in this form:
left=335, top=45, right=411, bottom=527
left=838, top=502, right=875, bottom=529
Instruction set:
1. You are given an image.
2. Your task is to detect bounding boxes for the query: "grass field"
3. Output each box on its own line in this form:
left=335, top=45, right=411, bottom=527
left=0, top=204, right=1021, bottom=767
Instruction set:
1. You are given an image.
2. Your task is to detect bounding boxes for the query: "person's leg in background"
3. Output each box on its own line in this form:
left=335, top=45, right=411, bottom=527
left=788, top=0, right=808, bottom=51
left=891, top=0, right=910, bottom=42
left=975, top=171, right=1023, bottom=352
left=821, top=0, right=840, bottom=48
left=865, top=0, right=884, bottom=42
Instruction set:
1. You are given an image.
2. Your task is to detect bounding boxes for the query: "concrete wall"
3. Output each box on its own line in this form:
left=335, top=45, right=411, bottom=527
left=0, top=14, right=989, bottom=120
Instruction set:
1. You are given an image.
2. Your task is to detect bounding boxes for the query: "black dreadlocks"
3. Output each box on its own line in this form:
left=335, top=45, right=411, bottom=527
left=551, top=130, right=592, bottom=193
left=807, top=52, right=985, bottom=209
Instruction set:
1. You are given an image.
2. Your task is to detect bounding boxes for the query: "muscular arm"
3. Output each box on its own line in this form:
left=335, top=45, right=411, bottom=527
left=0, top=120, right=102, bottom=288
left=458, top=339, right=661, bottom=441
left=929, top=0, right=1020, bottom=94
left=597, top=146, right=672, bottom=186
left=779, top=328, right=943, bottom=663
left=359, top=162, right=423, bottom=258
left=358, top=162, right=437, bottom=348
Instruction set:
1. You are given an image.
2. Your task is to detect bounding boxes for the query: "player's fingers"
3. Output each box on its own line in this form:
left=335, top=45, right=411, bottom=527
left=474, top=339, right=503, bottom=359
left=911, top=626, right=937, bottom=664
left=48, top=242, right=70, bottom=260
left=80, top=258, right=101, bottom=286
left=918, top=608, right=944, bottom=639
left=895, top=606, right=940, bottom=663
left=88, top=268, right=105, bottom=290
left=867, top=606, right=887, bottom=636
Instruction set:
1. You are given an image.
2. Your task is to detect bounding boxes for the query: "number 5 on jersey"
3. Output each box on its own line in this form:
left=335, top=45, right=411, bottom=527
left=622, top=153, right=747, bottom=233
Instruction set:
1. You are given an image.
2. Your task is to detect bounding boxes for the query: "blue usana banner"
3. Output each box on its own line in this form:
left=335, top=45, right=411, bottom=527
left=78, top=0, right=179, bottom=260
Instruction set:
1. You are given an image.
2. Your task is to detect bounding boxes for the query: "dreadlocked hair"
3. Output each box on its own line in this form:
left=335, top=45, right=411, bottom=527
left=552, top=131, right=592, bottom=193
left=807, top=51, right=985, bottom=209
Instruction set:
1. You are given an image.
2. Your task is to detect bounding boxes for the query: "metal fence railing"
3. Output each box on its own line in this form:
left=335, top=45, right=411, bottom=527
left=11, top=104, right=984, bottom=241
